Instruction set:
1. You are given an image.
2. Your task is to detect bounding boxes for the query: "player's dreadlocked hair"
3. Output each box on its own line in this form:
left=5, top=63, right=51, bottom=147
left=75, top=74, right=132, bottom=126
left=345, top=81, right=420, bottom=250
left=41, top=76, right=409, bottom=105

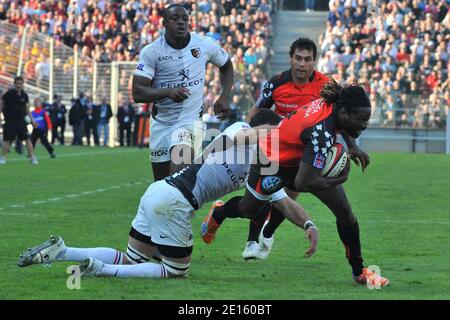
left=320, top=79, right=371, bottom=112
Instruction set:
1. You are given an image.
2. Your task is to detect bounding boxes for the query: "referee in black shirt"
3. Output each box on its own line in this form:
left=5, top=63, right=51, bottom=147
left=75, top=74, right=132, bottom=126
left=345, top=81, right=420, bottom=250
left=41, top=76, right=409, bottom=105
left=0, top=76, right=38, bottom=165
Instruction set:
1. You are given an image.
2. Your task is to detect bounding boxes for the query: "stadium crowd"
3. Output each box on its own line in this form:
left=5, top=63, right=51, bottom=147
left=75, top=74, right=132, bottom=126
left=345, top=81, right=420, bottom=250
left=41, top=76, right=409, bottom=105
left=318, top=0, right=450, bottom=128
left=0, top=0, right=274, bottom=127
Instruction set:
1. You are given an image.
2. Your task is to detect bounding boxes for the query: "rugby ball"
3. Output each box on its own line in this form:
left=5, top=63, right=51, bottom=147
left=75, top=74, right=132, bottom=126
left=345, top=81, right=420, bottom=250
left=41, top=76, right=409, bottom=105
left=320, top=143, right=348, bottom=178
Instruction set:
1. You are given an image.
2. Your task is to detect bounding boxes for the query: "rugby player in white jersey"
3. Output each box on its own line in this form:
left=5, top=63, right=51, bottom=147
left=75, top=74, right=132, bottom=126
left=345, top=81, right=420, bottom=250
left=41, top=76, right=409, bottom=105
left=17, top=110, right=318, bottom=279
left=132, top=4, right=234, bottom=181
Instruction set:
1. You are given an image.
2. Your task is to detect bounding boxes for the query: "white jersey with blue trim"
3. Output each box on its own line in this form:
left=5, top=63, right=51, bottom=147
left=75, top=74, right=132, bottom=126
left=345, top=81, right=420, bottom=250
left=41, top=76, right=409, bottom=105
left=134, top=33, right=229, bottom=125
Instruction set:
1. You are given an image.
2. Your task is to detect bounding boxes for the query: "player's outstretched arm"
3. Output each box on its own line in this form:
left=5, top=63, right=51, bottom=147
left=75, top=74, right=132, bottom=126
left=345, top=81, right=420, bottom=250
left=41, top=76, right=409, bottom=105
left=272, top=197, right=318, bottom=258
left=294, top=159, right=350, bottom=193
left=341, top=132, right=370, bottom=172
left=132, top=75, right=190, bottom=103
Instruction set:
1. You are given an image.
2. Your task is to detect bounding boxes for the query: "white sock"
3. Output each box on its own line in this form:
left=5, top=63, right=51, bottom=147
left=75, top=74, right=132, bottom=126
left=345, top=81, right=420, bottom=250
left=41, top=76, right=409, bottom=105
left=99, top=262, right=166, bottom=278
left=62, top=247, right=124, bottom=264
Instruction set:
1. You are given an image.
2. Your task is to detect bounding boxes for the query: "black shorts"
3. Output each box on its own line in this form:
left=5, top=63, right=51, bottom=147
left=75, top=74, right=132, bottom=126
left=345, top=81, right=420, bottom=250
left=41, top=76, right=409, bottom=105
left=3, top=122, right=29, bottom=141
left=247, top=163, right=299, bottom=193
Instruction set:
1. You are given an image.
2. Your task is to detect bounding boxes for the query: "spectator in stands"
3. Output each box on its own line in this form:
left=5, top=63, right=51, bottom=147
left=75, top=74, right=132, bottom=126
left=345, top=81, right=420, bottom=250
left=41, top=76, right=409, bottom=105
left=319, top=0, right=450, bottom=128
left=3, top=0, right=275, bottom=131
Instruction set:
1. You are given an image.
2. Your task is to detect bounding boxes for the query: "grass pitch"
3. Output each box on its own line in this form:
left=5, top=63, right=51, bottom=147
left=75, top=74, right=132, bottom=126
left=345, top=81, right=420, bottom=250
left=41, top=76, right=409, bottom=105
left=0, top=145, right=449, bottom=300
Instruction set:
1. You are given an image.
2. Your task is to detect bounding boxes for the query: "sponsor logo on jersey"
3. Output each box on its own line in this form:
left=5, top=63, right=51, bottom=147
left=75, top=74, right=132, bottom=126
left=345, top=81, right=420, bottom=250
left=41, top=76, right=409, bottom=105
left=305, top=99, right=325, bottom=118
left=191, top=47, right=201, bottom=58
left=262, top=82, right=274, bottom=98
left=179, top=69, right=190, bottom=81
left=313, top=153, right=326, bottom=169
left=275, top=102, right=298, bottom=109
left=160, top=78, right=204, bottom=88
left=151, top=147, right=169, bottom=158
left=158, top=55, right=174, bottom=61
left=260, top=176, right=283, bottom=195
left=222, top=162, right=245, bottom=187
left=177, top=131, right=193, bottom=142
left=136, top=63, right=144, bottom=71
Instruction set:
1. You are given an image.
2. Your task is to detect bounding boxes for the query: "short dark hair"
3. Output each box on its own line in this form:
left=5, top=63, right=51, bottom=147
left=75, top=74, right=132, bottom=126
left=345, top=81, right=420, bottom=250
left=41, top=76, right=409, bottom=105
left=14, top=76, right=24, bottom=83
left=249, top=109, right=282, bottom=127
left=289, top=37, right=317, bottom=60
left=163, top=4, right=188, bottom=19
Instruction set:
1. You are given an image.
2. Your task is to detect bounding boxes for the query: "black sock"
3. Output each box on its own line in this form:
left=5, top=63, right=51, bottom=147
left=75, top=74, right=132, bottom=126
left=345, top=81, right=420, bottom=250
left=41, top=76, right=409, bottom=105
left=212, top=196, right=243, bottom=224
left=247, top=203, right=271, bottom=242
left=336, top=220, right=364, bottom=276
left=262, top=206, right=285, bottom=238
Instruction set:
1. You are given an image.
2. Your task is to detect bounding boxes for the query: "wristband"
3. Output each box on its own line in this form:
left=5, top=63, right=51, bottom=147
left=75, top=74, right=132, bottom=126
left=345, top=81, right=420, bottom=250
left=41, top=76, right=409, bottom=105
left=304, top=220, right=317, bottom=230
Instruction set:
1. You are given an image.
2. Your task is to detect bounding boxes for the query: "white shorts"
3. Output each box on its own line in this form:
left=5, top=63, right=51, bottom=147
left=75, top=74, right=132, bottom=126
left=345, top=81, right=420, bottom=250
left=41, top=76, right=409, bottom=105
left=245, top=180, right=288, bottom=203
left=131, top=180, right=195, bottom=248
left=149, top=118, right=206, bottom=163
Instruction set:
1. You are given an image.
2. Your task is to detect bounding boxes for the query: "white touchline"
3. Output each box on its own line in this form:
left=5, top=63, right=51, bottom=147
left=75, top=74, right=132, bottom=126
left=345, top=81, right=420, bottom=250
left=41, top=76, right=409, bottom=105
left=7, top=148, right=144, bottom=162
left=0, top=180, right=152, bottom=213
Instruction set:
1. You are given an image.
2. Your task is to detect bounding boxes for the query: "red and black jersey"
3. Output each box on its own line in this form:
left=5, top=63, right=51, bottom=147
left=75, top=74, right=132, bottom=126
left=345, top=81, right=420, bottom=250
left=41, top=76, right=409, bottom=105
left=259, top=99, right=337, bottom=170
left=255, top=70, right=330, bottom=118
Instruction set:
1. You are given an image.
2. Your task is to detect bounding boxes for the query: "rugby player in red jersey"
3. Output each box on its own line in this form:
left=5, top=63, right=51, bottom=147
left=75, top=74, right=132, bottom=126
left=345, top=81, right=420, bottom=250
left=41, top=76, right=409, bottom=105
left=202, top=80, right=389, bottom=287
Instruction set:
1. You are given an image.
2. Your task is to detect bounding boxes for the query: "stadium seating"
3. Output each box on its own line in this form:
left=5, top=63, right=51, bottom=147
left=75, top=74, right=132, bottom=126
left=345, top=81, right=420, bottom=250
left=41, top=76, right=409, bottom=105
left=318, top=0, right=450, bottom=128
left=0, top=0, right=274, bottom=118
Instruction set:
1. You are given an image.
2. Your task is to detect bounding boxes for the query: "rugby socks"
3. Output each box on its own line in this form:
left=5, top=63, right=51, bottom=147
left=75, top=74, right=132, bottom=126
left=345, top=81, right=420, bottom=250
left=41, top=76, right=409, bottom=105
left=100, top=262, right=166, bottom=278
left=336, top=220, right=364, bottom=276
left=212, top=196, right=243, bottom=224
left=63, top=247, right=124, bottom=264
left=262, top=206, right=285, bottom=238
left=247, top=203, right=272, bottom=242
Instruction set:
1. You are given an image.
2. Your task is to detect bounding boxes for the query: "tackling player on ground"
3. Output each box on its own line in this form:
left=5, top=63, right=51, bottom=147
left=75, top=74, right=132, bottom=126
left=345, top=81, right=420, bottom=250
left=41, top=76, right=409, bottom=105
left=17, top=110, right=319, bottom=279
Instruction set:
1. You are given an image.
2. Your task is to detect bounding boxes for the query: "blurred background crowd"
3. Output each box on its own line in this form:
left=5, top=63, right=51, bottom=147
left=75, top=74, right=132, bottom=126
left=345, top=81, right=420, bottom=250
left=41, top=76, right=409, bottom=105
left=0, top=0, right=449, bottom=147
left=318, top=0, right=450, bottom=128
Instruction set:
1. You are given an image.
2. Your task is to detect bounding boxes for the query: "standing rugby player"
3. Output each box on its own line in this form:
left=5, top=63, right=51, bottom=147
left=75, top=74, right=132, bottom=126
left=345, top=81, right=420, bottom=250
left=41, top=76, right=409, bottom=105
left=132, top=4, right=234, bottom=180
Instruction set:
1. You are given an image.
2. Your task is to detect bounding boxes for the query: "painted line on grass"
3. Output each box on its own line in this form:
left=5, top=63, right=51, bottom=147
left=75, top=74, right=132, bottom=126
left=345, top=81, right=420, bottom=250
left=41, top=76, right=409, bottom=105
left=0, top=180, right=150, bottom=213
left=6, top=148, right=145, bottom=162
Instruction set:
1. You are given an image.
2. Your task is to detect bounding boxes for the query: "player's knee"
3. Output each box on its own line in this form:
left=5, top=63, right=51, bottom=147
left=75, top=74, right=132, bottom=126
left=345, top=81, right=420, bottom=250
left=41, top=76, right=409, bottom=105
left=161, top=258, right=190, bottom=278
left=126, top=244, right=151, bottom=264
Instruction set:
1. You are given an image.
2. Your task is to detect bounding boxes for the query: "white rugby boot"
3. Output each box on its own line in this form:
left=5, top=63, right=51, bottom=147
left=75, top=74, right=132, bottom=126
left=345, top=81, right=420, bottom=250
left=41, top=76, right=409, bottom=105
left=30, top=156, right=39, bottom=165
left=257, top=221, right=274, bottom=260
left=79, top=257, right=104, bottom=277
left=18, top=235, right=66, bottom=267
left=242, top=241, right=259, bottom=260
